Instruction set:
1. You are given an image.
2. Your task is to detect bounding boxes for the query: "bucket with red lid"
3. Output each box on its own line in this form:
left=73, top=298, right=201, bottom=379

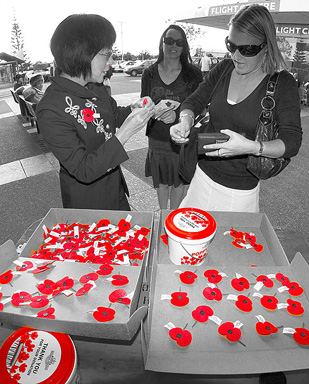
left=0, top=327, right=80, bottom=384
left=164, top=208, right=216, bottom=265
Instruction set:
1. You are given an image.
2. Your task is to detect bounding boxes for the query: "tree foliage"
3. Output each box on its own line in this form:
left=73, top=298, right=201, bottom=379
left=11, top=11, right=30, bottom=67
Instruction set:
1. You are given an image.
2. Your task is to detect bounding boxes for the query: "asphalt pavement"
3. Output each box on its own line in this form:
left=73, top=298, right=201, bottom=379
left=0, top=81, right=309, bottom=260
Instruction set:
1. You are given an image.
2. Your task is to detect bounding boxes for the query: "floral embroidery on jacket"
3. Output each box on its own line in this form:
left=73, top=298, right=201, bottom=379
left=64, top=96, right=112, bottom=141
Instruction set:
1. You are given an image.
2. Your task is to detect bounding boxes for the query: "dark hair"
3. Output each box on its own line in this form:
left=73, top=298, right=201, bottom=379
left=155, top=24, right=196, bottom=82
left=50, top=14, right=116, bottom=79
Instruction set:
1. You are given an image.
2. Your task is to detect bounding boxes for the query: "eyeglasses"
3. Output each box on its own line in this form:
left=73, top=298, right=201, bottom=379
left=97, top=49, right=113, bottom=59
left=163, top=37, right=184, bottom=47
left=225, top=37, right=266, bottom=57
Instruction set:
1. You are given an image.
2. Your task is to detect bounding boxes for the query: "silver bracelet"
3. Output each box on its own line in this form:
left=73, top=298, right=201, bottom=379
left=179, top=113, right=194, bottom=124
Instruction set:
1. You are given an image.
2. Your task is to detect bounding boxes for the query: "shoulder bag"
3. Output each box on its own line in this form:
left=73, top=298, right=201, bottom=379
left=247, top=72, right=291, bottom=180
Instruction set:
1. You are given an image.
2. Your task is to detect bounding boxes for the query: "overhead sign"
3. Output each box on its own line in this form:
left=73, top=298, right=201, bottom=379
left=276, top=24, right=309, bottom=38
left=208, top=0, right=280, bottom=16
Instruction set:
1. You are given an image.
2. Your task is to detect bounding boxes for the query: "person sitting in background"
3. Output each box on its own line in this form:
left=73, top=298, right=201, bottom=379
left=14, top=74, right=24, bottom=90
left=22, top=73, right=45, bottom=104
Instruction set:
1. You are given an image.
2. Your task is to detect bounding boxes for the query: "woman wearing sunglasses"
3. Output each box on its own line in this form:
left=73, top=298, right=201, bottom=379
left=170, top=4, right=302, bottom=212
left=141, top=24, right=203, bottom=210
left=36, top=14, right=154, bottom=210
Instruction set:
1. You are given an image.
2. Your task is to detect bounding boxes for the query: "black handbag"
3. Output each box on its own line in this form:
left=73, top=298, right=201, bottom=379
left=247, top=72, right=291, bottom=180
left=178, top=115, right=209, bottom=183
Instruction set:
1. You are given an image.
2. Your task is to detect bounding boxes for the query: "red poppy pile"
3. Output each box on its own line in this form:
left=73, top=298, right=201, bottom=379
left=224, top=228, right=264, bottom=252
left=28, top=218, right=150, bottom=266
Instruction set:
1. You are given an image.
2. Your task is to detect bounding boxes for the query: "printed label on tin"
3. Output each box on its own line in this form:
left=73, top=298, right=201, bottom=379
left=6, top=330, right=61, bottom=383
left=173, top=211, right=209, bottom=233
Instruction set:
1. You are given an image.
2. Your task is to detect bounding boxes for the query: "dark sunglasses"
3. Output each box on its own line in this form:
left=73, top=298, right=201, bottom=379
left=225, top=37, right=266, bottom=57
left=163, top=37, right=184, bottom=47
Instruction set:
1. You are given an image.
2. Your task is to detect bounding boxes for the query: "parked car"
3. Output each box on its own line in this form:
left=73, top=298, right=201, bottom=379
left=192, top=56, right=219, bottom=70
left=124, top=59, right=156, bottom=76
left=112, top=60, right=135, bottom=73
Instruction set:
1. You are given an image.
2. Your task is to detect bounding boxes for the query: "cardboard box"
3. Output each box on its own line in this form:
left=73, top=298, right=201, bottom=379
left=0, top=208, right=154, bottom=341
left=142, top=211, right=309, bottom=376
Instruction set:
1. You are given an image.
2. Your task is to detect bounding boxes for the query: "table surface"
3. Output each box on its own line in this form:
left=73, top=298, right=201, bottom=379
left=1, top=223, right=309, bottom=384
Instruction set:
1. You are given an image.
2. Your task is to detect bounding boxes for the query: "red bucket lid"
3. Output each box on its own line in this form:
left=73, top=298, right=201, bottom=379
left=165, top=208, right=216, bottom=241
left=0, top=327, right=76, bottom=384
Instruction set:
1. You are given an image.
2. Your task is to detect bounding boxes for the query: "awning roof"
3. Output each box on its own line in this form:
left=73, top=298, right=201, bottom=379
left=0, top=52, right=24, bottom=64
left=178, top=1, right=309, bottom=32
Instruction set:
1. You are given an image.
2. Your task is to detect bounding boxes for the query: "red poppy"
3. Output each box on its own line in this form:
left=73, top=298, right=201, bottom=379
left=256, top=321, right=278, bottom=336
left=32, top=263, right=52, bottom=274
left=0, top=303, right=3, bottom=311
left=96, top=264, right=114, bottom=276
left=244, top=232, right=256, bottom=244
left=231, top=277, right=250, bottom=291
left=192, top=305, right=214, bottom=323
left=170, top=292, right=189, bottom=307
left=75, top=283, right=94, bottom=296
left=251, top=243, right=263, bottom=253
left=286, top=299, right=304, bottom=316
left=12, top=373, right=21, bottom=382
left=30, top=295, right=49, bottom=308
left=36, top=307, right=56, bottom=319
left=0, top=270, right=13, bottom=285
left=135, top=227, right=150, bottom=237
left=293, top=327, right=309, bottom=345
left=117, top=218, right=131, bottom=232
left=79, top=272, right=99, bottom=284
left=256, top=275, right=274, bottom=288
left=275, top=273, right=290, bottom=286
left=160, top=234, right=169, bottom=245
left=169, top=327, right=192, bottom=347
left=97, top=218, right=111, bottom=229
left=260, top=295, right=278, bottom=311
left=204, top=269, right=222, bottom=284
left=18, top=363, right=27, bottom=373
left=55, top=276, right=74, bottom=291
left=93, top=306, right=116, bottom=322
left=179, top=271, right=198, bottom=285
left=37, top=279, right=56, bottom=295
left=11, top=291, right=32, bottom=307
left=16, top=261, right=34, bottom=272
left=232, top=238, right=246, bottom=249
left=203, top=286, right=222, bottom=301
left=229, top=229, right=244, bottom=238
left=286, top=281, right=304, bottom=297
left=235, top=295, right=253, bottom=312
left=109, top=289, right=131, bottom=305
left=82, top=108, right=94, bottom=122
left=111, top=274, right=129, bottom=286
left=218, top=322, right=242, bottom=342
left=0, top=292, right=2, bottom=300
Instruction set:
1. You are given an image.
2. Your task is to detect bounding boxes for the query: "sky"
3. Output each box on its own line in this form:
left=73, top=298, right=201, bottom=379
left=0, top=0, right=228, bottom=63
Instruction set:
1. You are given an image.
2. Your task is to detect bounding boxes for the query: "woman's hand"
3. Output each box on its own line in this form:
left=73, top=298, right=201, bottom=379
left=115, top=107, right=154, bottom=146
left=203, top=129, right=260, bottom=157
left=158, top=110, right=176, bottom=124
left=170, top=121, right=192, bottom=144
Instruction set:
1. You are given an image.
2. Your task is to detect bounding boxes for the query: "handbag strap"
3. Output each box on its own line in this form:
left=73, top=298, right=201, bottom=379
left=259, top=72, right=280, bottom=124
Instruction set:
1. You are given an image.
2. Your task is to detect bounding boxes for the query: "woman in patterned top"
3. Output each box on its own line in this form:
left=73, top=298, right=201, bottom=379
left=37, top=14, right=154, bottom=210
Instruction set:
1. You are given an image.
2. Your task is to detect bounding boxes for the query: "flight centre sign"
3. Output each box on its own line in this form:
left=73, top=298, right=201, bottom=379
left=208, top=1, right=280, bottom=16
left=276, top=24, right=309, bottom=38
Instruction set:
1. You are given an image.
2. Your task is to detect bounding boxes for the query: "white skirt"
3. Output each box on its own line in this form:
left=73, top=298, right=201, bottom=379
left=180, top=164, right=260, bottom=213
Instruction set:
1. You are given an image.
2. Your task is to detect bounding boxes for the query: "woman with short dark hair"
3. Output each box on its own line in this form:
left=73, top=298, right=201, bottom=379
left=37, top=14, right=154, bottom=210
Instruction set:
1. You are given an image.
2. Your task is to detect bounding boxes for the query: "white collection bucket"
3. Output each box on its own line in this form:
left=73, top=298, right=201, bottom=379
left=165, top=208, right=217, bottom=265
